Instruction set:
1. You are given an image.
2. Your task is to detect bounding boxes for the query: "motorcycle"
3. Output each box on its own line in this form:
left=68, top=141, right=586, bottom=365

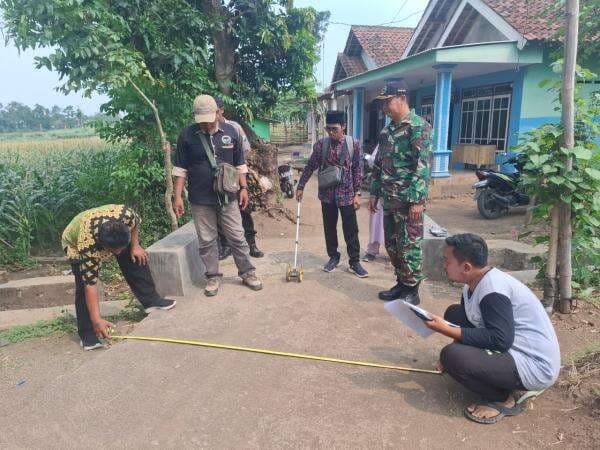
left=473, top=155, right=530, bottom=219
left=278, top=164, right=295, bottom=199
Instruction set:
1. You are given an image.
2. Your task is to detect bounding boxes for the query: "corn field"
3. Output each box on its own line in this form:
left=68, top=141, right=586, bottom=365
left=0, top=137, right=171, bottom=268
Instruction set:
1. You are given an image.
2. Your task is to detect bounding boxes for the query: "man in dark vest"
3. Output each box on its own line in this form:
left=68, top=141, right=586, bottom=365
left=295, top=111, right=368, bottom=278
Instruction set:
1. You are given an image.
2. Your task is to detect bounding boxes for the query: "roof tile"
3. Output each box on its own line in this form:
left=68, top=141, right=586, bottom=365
left=350, top=26, right=414, bottom=66
left=482, top=0, right=561, bottom=41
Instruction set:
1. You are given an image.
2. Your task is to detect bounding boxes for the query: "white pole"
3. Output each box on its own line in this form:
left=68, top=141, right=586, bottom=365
left=293, top=201, right=301, bottom=269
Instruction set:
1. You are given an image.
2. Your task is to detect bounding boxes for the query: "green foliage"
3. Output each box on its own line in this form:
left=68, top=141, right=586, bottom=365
left=0, top=127, right=96, bottom=141
left=1, top=0, right=327, bottom=147
left=0, top=314, right=77, bottom=344
left=270, top=93, right=312, bottom=124
left=0, top=143, right=177, bottom=267
left=0, top=102, right=93, bottom=133
left=515, top=68, right=600, bottom=292
left=544, top=0, right=600, bottom=70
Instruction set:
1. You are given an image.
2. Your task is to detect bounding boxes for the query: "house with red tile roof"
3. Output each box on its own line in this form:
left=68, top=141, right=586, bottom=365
left=328, top=0, right=597, bottom=177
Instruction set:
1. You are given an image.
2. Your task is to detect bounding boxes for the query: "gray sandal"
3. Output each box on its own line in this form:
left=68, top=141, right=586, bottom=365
left=464, top=401, right=523, bottom=424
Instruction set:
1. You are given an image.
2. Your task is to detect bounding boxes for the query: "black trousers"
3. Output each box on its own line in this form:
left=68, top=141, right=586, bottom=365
left=440, top=304, right=525, bottom=402
left=220, top=208, right=256, bottom=247
left=321, top=201, right=360, bottom=264
left=72, top=247, right=161, bottom=339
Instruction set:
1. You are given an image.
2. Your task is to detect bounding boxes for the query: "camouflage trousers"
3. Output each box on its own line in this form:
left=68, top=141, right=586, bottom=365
left=383, top=206, right=424, bottom=287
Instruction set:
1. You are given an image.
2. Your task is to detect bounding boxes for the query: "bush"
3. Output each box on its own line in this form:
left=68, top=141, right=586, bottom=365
left=515, top=67, right=600, bottom=295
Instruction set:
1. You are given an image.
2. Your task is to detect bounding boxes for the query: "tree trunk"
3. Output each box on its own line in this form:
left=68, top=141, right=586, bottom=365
left=202, top=0, right=235, bottom=96
left=203, top=0, right=282, bottom=207
left=128, top=78, right=179, bottom=232
left=557, top=0, right=579, bottom=313
left=544, top=205, right=559, bottom=314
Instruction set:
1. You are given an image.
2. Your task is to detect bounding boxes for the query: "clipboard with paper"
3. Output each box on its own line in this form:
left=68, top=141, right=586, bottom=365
left=384, top=300, right=459, bottom=338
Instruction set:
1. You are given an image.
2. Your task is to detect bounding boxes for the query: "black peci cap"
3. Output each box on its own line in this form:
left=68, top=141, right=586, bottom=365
left=325, top=110, right=347, bottom=125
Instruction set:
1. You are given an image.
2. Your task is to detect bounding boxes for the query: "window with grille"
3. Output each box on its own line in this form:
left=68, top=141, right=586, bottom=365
left=420, top=96, right=434, bottom=125
left=459, top=84, right=512, bottom=152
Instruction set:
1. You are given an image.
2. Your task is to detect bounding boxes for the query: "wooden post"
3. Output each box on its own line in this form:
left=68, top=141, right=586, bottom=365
left=557, top=0, right=579, bottom=313
left=545, top=205, right=559, bottom=313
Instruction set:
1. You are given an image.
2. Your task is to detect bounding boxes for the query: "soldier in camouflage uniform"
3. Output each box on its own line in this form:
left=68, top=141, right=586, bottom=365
left=369, top=81, right=432, bottom=305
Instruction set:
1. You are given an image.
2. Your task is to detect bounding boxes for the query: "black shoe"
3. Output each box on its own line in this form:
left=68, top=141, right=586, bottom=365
left=399, top=283, right=421, bottom=305
left=349, top=262, right=369, bottom=278
left=219, top=245, right=232, bottom=260
left=145, top=298, right=177, bottom=313
left=80, top=335, right=104, bottom=351
left=249, top=242, right=264, bottom=258
left=323, top=253, right=341, bottom=272
left=378, top=282, right=409, bottom=301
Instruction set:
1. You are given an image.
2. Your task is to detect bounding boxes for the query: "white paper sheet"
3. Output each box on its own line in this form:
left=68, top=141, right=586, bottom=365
left=384, top=300, right=435, bottom=338
left=384, top=300, right=460, bottom=338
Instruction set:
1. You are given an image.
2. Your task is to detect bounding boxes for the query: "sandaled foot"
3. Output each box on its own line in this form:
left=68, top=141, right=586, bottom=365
left=515, top=389, right=545, bottom=406
left=464, top=397, right=523, bottom=424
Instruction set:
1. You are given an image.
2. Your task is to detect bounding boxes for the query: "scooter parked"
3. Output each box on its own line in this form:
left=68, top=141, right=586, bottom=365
left=472, top=155, right=530, bottom=219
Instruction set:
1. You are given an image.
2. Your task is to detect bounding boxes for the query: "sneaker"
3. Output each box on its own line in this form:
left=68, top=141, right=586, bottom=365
left=249, top=242, right=264, bottom=258
left=80, top=335, right=104, bottom=351
left=205, top=277, right=220, bottom=297
left=145, top=298, right=177, bottom=313
left=242, top=272, right=263, bottom=291
left=349, top=262, right=369, bottom=278
left=362, top=253, right=376, bottom=262
left=323, top=253, right=341, bottom=272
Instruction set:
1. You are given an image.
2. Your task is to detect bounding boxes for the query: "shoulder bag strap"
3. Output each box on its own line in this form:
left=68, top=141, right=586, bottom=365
left=320, top=137, right=331, bottom=171
left=198, top=132, right=218, bottom=169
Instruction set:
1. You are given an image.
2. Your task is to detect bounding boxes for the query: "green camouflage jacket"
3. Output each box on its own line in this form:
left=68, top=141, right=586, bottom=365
left=369, top=110, right=432, bottom=210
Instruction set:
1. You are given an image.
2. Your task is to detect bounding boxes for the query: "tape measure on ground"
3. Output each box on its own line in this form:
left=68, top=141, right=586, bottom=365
left=111, top=335, right=441, bottom=375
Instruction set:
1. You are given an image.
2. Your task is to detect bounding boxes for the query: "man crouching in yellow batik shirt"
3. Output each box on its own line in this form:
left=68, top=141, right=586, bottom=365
left=62, top=204, right=176, bottom=350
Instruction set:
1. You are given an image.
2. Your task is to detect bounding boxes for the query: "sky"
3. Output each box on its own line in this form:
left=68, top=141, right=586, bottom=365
left=0, top=0, right=428, bottom=115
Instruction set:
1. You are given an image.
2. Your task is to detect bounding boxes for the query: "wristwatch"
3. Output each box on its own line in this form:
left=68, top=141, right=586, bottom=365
left=240, top=186, right=248, bottom=191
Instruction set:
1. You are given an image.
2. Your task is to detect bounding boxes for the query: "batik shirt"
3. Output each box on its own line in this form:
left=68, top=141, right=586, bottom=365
left=297, top=136, right=363, bottom=206
left=370, top=110, right=432, bottom=211
left=61, top=204, right=140, bottom=285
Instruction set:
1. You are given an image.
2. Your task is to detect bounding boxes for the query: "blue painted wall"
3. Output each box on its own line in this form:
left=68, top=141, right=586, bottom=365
left=415, top=68, right=530, bottom=159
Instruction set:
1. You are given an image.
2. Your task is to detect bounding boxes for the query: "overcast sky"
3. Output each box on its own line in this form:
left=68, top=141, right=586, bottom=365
left=0, top=0, right=427, bottom=115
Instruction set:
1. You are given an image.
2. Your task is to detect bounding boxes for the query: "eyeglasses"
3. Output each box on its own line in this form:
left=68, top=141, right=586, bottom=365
left=324, top=126, right=342, bottom=132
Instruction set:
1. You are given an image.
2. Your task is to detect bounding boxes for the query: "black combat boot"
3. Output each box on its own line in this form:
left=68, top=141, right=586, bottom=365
left=378, top=282, right=409, bottom=301
left=248, top=241, right=264, bottom=258
left=399, top=282, right=421, bottom=305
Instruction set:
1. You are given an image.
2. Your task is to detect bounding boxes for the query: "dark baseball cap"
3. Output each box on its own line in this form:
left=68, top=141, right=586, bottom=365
left=375, top=80, right=408, bottom=100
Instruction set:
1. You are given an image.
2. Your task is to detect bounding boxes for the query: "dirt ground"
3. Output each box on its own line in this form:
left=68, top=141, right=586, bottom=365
left=1, top=181, right=598, bottom=447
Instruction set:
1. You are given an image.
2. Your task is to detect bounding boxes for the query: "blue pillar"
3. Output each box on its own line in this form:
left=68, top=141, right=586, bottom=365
left=352, top=87, right=364, bottom=142
left=431, top=64, right=455, bottom=178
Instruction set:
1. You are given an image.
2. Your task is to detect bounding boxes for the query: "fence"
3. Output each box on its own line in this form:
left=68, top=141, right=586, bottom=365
left=270, top=122, right=308, bottom=145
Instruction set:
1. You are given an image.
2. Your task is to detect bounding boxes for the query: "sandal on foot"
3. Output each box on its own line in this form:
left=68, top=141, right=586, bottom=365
left=464, top=402, right=523, bottom=425
left=515, top=389, right=545, bottom=406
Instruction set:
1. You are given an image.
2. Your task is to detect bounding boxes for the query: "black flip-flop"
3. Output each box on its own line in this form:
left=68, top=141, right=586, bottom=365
left=464, top=401, right=523, bottom=424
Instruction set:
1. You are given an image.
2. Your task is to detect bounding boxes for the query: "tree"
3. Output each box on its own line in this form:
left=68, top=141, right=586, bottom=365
left=1, top=0, right=327, bottom=229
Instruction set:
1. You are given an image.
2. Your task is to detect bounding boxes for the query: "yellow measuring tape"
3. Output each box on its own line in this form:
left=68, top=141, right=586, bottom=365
left=112, top=335, right=441, bottom=375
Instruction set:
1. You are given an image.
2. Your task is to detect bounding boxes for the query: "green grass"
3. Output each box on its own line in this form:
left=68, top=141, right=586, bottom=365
left=0, top=127, right=96, bottom=141
left=0, top=297, right=147, bottom=346
left=566, top=341, right=600, bottom=366
left=0, top=314, right=77, bottom=344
